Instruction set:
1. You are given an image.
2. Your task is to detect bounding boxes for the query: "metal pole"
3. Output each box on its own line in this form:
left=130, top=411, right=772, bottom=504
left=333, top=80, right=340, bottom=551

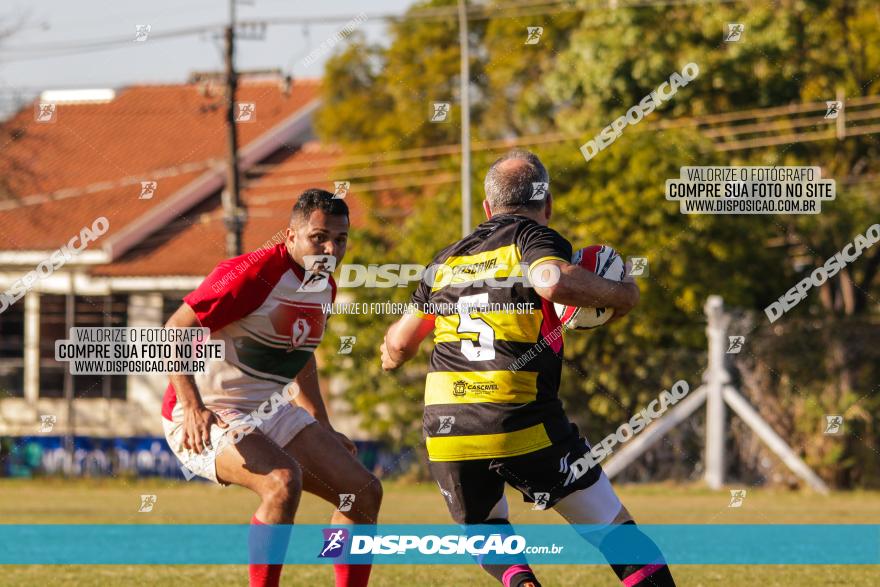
left=703, top=295, right=729, bottom=489
left=457, top=0, right=471, bottom=237
left=223, top=0, right=245, bottom=256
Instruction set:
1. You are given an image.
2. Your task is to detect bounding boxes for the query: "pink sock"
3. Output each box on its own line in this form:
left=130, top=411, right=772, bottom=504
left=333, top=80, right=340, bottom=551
left=502, top=564, right=536, bottom=587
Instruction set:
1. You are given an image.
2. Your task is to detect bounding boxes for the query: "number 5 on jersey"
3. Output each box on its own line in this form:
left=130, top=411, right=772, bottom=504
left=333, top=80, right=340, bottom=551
left=456, top=293, right=495, bottom=361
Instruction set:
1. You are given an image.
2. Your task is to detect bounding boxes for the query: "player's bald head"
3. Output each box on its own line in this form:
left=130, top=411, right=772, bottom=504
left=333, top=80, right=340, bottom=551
left=289, top=189, right=350, bottom=227
left=483, top=150, right=550, bottom=213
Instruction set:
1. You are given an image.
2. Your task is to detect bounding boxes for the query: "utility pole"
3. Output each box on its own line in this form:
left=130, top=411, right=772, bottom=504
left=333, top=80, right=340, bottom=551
left=223, top=0, right=246, bottom=256
left=458, top=0, right=471, bottom=237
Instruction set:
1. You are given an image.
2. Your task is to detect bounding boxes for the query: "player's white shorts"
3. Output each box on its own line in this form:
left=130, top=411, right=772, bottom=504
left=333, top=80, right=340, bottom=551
left=163, top=402, right=315, bottom=484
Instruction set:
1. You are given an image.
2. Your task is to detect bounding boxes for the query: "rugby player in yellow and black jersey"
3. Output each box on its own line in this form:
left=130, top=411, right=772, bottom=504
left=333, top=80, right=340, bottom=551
left=381, top=151, right=675, bottom=587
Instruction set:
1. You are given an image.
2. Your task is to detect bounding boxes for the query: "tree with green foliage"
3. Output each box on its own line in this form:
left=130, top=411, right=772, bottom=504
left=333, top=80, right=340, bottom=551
left=317, top=0, right=880, bottom=487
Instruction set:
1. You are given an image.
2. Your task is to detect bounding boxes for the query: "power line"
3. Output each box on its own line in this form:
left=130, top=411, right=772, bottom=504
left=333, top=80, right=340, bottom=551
left=4, top=95, right=875, bottom=211
left=4, top=92, right=875, bottom=200
left=0, top=0, right=746, bottom=62
left=0, top=25, right=217, bottom=57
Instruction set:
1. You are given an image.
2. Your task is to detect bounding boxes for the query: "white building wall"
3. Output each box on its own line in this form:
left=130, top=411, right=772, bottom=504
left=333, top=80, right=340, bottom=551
left=0, top=272, right=190, bottom=437
left=23, top=292, right=40, bottom=405
left=126, top=293, right=167, bottom=436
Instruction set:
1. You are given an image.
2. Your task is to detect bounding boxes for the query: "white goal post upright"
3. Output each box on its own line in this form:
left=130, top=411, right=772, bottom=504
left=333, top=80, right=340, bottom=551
left=601, top=295, right=829, bottom=494
left=704, top=296, right=728, bottom=489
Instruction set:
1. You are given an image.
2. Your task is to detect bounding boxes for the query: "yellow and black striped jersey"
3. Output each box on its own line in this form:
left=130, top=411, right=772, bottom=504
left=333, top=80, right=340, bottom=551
left=411, top=214, right=575, bottom=462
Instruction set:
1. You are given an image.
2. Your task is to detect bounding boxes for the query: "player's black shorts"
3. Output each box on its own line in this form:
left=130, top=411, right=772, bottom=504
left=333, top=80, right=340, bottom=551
left=428, top=426, right=604, bottom=524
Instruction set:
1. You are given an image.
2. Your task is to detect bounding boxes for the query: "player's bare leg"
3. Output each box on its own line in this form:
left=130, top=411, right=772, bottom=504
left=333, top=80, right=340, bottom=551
left=216, top=430, right=303, bottom=521
left=215, top=432, right=303, bottom=587
left=284, top=421, right=382, bottom=523
left=284, top=422, right=383, bottom=586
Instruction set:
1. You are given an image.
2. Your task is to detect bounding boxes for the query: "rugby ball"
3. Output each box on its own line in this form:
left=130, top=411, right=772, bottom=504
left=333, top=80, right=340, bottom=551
left=554, top=245, right=626, bottom=330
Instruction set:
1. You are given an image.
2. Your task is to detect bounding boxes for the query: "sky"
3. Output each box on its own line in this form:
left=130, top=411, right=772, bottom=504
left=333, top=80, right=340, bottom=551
left=0, top=0, right=413, bottom=115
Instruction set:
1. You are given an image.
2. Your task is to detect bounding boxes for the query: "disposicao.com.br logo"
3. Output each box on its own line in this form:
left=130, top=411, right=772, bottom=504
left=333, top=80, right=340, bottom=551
left=318, top=528, right=350, bottom=558
left=316, top=528, right=562, bottom=557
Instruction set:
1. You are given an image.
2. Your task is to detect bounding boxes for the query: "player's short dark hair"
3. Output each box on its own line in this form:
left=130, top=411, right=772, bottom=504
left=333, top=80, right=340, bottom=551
left=484, top=150, right=550, bottom=213
left=289, top=189, right=350, bottom=226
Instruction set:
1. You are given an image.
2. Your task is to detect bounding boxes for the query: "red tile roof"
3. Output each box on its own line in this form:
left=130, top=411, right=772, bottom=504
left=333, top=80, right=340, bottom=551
left=0, top=79, right=321, bottom=252
left=0, top=78, right=424, bottom=279
left=93, top=141, right=368, bottom=277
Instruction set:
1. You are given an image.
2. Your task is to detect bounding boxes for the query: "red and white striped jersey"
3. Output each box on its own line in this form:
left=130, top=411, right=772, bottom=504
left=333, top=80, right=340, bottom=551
left=162, top=243, right=336, bottom=420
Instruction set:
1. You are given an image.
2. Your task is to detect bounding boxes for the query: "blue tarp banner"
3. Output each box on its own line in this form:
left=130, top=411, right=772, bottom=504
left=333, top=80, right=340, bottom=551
left=0, top=436, right=405, bottom=479
left=0, top=524, right=876, bottom=565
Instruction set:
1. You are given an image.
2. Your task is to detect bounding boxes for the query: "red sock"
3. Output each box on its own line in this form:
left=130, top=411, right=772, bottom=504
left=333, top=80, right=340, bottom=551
left=249, top=515, right=286, bottom=587
left=334, top=563, right=372, bottom=587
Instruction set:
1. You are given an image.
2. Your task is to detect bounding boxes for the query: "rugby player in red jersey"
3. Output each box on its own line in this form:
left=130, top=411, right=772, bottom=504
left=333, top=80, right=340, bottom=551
left=163, top=190, right=381, bottom=587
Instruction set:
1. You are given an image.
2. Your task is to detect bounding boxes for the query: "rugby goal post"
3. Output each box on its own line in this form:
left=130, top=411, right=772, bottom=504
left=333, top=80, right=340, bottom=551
left=602, top=295, right=829, bottom=494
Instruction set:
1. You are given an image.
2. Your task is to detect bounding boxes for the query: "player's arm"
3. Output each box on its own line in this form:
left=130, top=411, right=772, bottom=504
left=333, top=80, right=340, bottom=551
left=531, top=259, right=640, bottom=318
left=168, top=255, right=278, bottom=453
left=165, top=303, right=227, bottom=454
left=381, top=312, right=436, bottom=371
left=291, top=355, right=357, bottom=454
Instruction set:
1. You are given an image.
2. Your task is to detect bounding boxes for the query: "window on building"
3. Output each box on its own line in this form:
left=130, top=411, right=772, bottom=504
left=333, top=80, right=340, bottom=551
left=73, top=295, right=128, bottom=400
left=0, top=301, right=25, bottom=398
left=39, top=294, right=129, bottom=400
left=162, top=293, right=187, bottom=324
left=39, top=294, right=67, bottom=399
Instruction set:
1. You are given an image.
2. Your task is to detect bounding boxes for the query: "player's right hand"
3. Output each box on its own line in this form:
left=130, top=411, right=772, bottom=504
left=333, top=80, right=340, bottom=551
left=608, top=261, right=640, bottom=321
left=380, top=340, right=400, bottom=371
left=182, top=406, right=228, bottom=454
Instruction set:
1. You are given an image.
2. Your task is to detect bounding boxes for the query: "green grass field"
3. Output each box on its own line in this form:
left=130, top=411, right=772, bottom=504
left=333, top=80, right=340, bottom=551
left=0, top=478, right=877, bottom=586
